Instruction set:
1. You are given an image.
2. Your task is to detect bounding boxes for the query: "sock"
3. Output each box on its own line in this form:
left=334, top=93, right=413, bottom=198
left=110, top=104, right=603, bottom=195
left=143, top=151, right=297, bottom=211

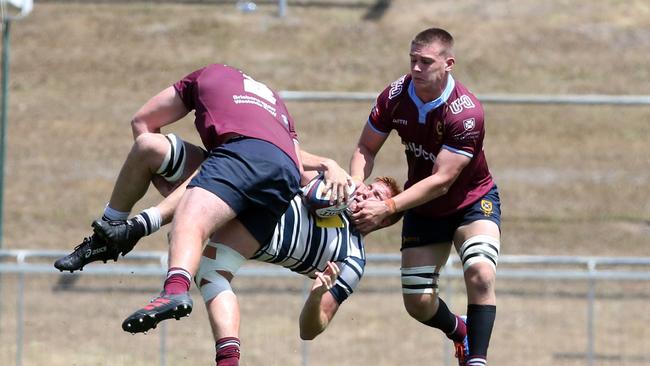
left=102, top=205, right=129, bottom=221
left=132, top=207, right=162, bottom=235
left=163, top=267, right=191, bottom=294
left=449, top=314, right=467, bottom=343
left=215, top=337, right=240, bottom=366
left=467, top=304, right=496, bottom=364
left=420, top=298, right=465, bottom=342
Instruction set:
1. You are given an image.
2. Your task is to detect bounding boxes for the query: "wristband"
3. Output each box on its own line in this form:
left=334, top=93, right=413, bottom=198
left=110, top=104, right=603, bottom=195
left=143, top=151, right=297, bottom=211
left=384, top=198, right=397, bottom=214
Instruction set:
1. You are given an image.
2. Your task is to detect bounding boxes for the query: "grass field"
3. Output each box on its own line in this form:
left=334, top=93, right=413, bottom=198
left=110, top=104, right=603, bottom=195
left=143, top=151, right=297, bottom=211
left=0, top=0, right=649, bottom=365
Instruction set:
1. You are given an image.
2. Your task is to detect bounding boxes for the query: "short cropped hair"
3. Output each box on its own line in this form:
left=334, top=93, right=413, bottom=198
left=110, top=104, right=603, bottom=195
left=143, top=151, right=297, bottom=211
left=412, top=28, right=454, bottom=56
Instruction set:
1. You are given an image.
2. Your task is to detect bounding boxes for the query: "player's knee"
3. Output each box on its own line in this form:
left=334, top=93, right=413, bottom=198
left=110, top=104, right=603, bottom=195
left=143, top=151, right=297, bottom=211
left=132, top=132, right=163, bottom=156
left=464, top=264, right=495, bottom=296
left=401, top=265, right=440, bottom=321
left=459, top=235, right=499, bottom=296
left=402, top=295, right=437, bottom=321
left=154, top=133, right=187, bottom=183
left=195, top=243, right=246, bottom=303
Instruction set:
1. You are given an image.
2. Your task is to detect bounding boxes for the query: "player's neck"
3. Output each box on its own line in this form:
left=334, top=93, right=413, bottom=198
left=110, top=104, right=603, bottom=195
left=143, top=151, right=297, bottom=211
left=414, top=75, right=448, bottom=103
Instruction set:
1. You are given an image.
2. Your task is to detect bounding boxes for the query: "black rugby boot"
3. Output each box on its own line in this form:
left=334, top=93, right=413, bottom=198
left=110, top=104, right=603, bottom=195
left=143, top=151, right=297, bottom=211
left=54, top=232, right=120, bottom=273
left=92, top=218, right=146, bottom=256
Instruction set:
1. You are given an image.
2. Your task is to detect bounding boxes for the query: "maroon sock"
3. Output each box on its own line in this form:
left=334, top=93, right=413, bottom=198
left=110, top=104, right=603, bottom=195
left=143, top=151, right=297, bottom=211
left=163, top=267, right=191, bottom=295
left=448, top=315, right=467, bottom=343
left=215, top=337, right=240, bottom=366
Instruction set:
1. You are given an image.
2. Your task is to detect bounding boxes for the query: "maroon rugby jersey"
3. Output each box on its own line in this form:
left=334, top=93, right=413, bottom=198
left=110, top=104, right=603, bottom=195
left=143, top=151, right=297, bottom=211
left=368, top=74, right=494, bottom=218
left=173, top=64, right=299, bottom=167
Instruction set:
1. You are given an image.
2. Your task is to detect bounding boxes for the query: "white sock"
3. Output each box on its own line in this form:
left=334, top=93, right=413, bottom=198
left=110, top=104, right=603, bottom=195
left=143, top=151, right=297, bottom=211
left=133, top=207, right=162, bottom=236
left=102, top=205, right=130, bottom=221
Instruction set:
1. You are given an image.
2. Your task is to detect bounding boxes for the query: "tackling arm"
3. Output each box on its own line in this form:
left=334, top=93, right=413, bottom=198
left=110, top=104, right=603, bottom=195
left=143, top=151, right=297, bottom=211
left=391, top=148, right=470, bottom=212
left=351, top=148, right=470, bottom=234
left=131, top=86, right=190, bottom=139
left=299, top=149, right=353, bottom=204
left=349, top=123, right=388, bottom=187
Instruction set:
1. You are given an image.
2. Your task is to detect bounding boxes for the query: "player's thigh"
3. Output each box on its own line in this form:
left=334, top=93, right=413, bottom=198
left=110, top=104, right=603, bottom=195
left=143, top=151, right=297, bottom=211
left=173, top=186, right=237, bottom=238
left=453, top=219, right=500, bottom=249
left=208, top=219, right=261, bottom=259
left=402, top=243, right=453, bottom=268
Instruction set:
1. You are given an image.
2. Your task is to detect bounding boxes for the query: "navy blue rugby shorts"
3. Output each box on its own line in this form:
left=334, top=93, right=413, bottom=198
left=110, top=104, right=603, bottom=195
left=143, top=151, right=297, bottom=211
left=401, top=184, right=501, bottom=249
left=188, top=137, right=300, bottom=245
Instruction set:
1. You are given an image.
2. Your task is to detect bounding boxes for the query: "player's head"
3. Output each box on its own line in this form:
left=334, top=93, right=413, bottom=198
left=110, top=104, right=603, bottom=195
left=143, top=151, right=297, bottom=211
left=349, top=176, right=403, bottom=233
left=410, top=28, right=455, bottom=93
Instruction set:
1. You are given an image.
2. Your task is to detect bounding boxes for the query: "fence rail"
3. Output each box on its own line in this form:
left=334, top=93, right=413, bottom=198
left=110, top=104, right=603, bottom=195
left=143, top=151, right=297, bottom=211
left=279, top=90, right=650, bottom=105
left=1, top=250, right=650, bottom=366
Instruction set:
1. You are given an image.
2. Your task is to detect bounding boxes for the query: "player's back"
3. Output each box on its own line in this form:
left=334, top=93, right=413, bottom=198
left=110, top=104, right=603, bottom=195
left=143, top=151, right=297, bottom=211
left=251, top=196, right=365, bottom=302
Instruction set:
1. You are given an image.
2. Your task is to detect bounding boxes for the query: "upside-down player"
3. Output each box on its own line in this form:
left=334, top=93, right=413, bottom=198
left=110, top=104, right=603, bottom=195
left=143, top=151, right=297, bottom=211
left=55, top=130, right=401, bottom=365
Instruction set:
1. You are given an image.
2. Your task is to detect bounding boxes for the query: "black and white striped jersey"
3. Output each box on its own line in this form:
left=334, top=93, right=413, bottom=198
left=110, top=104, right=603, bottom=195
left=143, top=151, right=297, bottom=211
left=251, top=196, right=365, bottom=304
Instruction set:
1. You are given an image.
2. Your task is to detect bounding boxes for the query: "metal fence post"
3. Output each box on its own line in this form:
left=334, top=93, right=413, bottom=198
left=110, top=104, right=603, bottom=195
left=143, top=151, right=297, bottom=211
left=301, top=277, right=310, bottom=366
left=587, top=260, right=596, bottom=366
left=160, top=322, right=167, bottom=366
left=16, top=271, right=24, bottom=366
left=278, top=0, right=287, bottom=17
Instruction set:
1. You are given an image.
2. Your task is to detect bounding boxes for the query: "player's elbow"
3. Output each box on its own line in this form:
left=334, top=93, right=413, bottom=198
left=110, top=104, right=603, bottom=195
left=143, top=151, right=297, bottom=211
left=298, top=317, right=327, bottom=340
left=299, top=326, right=324, bottom=341
left=130, top=116, right=147, bottom=138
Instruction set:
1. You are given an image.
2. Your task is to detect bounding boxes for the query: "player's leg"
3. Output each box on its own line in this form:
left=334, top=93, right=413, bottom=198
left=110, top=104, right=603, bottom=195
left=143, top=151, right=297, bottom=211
left=198, top=222, right=261, bottom=366
left=93, top=136, right=206, bottom=252
left=122, top=137, right=300, bottom=334
left=400, top=210, right=469, bottom=366
left=453, top=186, right=502, bottom=366
left=121, top=186, right=237, bottom=334
left=54, top=134, right=203, bottom=272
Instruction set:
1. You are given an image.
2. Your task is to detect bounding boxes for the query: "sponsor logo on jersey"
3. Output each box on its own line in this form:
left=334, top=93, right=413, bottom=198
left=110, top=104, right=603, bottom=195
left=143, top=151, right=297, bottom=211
left=463, top=118, right=475, bottom=131
left=435, top=121, right=444, bottom=143
left=388, top=75, right=407, bottom=99
left=480, top=199, right=493, bottom=216
left=404, top=141, right=436, bottom=162
left=392, top=118, right=408, bottom=125
left=449, top=95, right=476, bottom=115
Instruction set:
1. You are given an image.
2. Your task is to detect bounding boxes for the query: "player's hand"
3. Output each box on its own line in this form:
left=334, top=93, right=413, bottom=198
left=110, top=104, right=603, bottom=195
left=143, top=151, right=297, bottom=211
left=321, top=161, right=354, bottom=206
left=350, top=199, right=391, bottom=235
left=312, top=261, right=340, bottom=295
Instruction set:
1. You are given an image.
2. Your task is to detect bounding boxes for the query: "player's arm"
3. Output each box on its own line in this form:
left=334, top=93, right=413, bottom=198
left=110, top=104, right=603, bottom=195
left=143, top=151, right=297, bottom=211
left=299, top=262, right=341, bottom=340
left=299, top=149, right=353, bottom=204
left=393, top=148, right=470, bottom=211
left=131, top=86, right=190, bottom=139
left=352, top=149, right=470, bottom=234
left=350, top=123, right=388, bottom=188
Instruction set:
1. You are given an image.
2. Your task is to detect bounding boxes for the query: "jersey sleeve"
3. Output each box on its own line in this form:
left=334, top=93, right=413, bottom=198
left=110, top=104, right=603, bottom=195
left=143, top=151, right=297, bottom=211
left=329, top=257, right=365, bottom=304
left=441, top=108, right=485, bottom=159
left=367, top=86, right=395, bottom=135
left=172, top=67, right=205, bottom=111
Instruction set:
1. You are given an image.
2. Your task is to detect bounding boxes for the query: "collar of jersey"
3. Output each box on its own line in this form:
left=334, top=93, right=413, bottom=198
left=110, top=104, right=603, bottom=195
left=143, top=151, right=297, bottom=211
left=408, top=74, right=455, bottom=124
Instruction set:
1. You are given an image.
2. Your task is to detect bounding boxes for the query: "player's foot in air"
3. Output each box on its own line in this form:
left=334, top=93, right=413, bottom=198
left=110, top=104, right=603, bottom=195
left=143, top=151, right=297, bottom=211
left=454, top=315, right=469, bottom=366
left=91, top=218, right=145, bottom=256
left=122, top=291, right=193, bottom=334
left=54, top=233, right=120, bottom=273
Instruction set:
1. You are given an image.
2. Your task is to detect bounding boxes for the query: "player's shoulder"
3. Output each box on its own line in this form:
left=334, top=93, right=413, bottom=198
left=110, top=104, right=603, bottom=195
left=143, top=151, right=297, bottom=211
left=446, top=79, right=484, bottom=121
left=378, top=74, right=412, bottom=104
